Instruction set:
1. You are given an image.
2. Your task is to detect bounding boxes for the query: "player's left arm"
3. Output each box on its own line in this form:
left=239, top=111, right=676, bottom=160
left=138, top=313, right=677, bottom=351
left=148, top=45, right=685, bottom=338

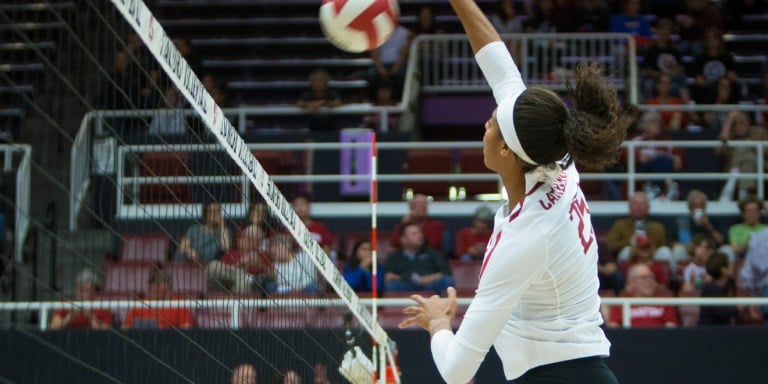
left=408, top=226, right=547, bottom=383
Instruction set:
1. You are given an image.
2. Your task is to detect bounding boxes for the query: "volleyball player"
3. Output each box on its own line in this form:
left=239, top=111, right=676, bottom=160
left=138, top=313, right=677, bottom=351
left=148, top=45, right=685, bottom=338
left=399, top=0, right=630, bottom=383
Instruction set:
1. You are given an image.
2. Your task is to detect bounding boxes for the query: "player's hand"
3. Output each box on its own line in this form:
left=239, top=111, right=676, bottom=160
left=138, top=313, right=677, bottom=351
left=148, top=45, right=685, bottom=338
left=399, top=287, right=457, bottom=332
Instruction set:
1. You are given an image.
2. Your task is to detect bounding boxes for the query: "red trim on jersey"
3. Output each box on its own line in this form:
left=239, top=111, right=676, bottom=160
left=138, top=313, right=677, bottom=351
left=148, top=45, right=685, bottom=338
left=479, top=231, right=503, bottom=279
left=478, top=181, right=544, bottom=279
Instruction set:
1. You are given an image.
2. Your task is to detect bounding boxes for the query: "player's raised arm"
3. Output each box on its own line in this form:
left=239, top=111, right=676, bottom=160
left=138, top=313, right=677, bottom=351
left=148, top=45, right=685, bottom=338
left=449, top=0, right=524, bottom=105
left=448, top=0, right=501, bottom=54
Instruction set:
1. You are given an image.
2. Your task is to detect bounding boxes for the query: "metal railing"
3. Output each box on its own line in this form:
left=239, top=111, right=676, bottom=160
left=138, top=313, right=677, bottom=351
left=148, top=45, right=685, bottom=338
left=104, top=137, right=765, bottom=220
left=410, top=33, right=639, bottom=104
left=2, top=296, right=767, bottom=331
left=69, top=104, right=767, bottom=224
left=69, top=105, right=405, bottom=230
left=0, top=144, right=31, bottom=262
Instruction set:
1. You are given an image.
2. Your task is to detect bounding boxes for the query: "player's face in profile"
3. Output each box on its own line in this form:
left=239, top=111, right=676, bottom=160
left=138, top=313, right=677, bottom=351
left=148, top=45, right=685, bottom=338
left=482, top=109, right=504, bottom=172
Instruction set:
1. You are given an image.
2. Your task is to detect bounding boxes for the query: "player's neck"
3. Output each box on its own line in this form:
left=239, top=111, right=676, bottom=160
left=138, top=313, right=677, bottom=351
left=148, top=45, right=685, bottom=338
left=501, top=173, right=526, bottom=211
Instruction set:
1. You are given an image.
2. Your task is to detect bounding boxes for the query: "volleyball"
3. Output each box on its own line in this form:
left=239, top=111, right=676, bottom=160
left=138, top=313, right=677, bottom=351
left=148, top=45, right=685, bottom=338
left=319, top=0, right=400, bottom=53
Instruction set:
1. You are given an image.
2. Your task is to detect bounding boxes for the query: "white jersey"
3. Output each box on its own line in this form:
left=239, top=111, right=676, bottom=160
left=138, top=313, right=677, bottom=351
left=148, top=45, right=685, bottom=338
left=429, top=42, right=610, bottom=383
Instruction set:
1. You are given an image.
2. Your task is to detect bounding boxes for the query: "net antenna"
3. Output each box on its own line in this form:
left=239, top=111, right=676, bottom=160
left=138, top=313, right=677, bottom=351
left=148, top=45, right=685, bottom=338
left=109, top=1, right=399, bottom=382
left=339, top=313, right=374, bottom=384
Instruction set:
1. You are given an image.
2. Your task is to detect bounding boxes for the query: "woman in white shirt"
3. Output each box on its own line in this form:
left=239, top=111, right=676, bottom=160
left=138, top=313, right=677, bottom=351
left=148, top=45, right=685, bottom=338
left=399, top=1, right=630, bottom=383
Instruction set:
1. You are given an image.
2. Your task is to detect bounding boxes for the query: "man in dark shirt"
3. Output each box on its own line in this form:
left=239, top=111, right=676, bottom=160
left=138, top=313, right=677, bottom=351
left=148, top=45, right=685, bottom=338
left=296, top=68, right=342, bottom=131
left=384, top=221, right=453, bottom=295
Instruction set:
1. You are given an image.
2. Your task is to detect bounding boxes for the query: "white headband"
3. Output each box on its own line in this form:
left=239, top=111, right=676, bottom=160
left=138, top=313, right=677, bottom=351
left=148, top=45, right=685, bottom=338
left=496, top=93, right=536, bottom=165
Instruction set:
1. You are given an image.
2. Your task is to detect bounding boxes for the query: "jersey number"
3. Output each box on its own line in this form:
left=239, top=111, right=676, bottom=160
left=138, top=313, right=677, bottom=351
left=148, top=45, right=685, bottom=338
left=569, top=197, right=594, bottom=254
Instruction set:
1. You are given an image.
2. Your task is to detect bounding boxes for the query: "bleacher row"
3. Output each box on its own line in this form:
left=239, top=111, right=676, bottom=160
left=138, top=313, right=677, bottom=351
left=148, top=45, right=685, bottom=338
left=93, top=230, right=482, bottom=329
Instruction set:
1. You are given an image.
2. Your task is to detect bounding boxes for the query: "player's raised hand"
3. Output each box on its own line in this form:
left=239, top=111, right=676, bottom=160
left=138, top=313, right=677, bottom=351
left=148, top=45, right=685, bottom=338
left=399, top=287, right=457, bottom=334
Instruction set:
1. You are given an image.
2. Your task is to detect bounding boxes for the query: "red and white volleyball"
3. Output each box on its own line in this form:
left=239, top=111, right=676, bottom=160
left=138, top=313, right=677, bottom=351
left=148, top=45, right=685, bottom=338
left=319, top=0, right=400, bottom=53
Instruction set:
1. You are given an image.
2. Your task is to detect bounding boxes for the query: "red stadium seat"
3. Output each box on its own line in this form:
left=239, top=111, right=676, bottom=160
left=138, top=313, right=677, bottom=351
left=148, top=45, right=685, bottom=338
left=103, top=262, right=153, bottom=297
left=138, top=151, right=192, bottom=204
left=121, top=233, right=171, bottom=263
left=404, top=149, right=454, bottom=198
left=310, top=307, right=352, bottom=329
left=458, top=148, right=498, bottom=197
left=382, top=290, right=435, bottom=298
left=241, top=308, right=308, bottom=329
left=164, top=261, right=208, bottom=298
left=376, top=308, right=406, bottom=329
left=195, top=308, right=233, bottom=329
left=449, top=260, right=481, bottom=296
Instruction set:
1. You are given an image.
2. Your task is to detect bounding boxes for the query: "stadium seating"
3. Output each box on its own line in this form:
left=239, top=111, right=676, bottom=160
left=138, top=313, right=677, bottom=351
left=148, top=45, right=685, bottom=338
left=120, top=233, right=172, bottom=263
left=449, top=260, right=481, bottom=297
left=164, top=261, right=208, bottom=299
left=457, top=148, right=499, bottom=198
left=241, top=307, right=308, bottom=328
left=195, top=308, right=233, bottom=329
left=103, top=262, right=153, bottom=297
left=404, top=149, right=454, bottom=198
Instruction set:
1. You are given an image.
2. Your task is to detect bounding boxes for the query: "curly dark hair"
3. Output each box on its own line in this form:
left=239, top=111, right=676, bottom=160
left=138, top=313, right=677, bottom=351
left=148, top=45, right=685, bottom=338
left=513, top=62, right=629, bottom=169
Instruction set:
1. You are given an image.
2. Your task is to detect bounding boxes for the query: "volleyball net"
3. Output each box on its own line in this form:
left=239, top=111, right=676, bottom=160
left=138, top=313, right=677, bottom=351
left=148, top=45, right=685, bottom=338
left=0, top=0, right=397, bottom=382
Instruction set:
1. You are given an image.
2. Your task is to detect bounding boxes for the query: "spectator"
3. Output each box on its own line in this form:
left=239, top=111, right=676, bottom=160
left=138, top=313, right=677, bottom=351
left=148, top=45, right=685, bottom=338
left=674, top=0, right=723, bottom=54
left=291, top=194, right=335, bottom=255
left=674, top=189, right=731, bottom=263
left=384, top=221, right=453, bottom=295
left=177, top=202, right=232, bottom=263
left=680, top=233, right=714, bottom=293
left=313, top=362, right=330, bottom=384
left=598, top=248, right=625, bottom=295
left=623, top=233, right=670, bottom=287
left=609, top=0, right=652, bottom=47
left=455, top=206, right=494, bottom=261
left=246, top=202, right=276, bottom=240
left=489, top=0, right=524, bottom=63
left=274, top=369, right=301, bottom=384
left=49, top=268, right=112, bottom=330
left=644, top=74, right=689, bottom=130
left=490, top=0, right=524, bottom=34
left=366, top=21, right=412, bottom=101
left=632, top=110, right=684, bottom=198
left=127, top=31, right=160, bottom=108
left=699, top=251, right=738, bottom=325
left=414, top=4, right=443, bottom=35
left=97, top=50, right=143, bottom=137
left=682, top=189, right=726, bottom=247
left=739, top=223, right=768, bottom=321
left=607, top=264, right=678, bottom=328
left=640, top=19, right=687, bottom=101
left=573, top=0, right=611, bottom=33
left=342, top=239, right=383, bottom=293
left=268, top=234, right=318, bottom=294
left=729, top=196, right=767, bottom=259
left=687, top=28, right=737, bottom=107
left=606, top=191, right=673, bottom=262
left=389, top=193, right=446, bottom=252
left=524, top=0, right=572, bottom=33
left=147, top=85, right=186, bottom=136
left=202, top=73, right=230, bottom=108
left=360, top=79, right=401, bottom=132
left=718, top=111, right=768, bottom=200
left=232, top=363, right=257, bottom=384
left=209, top=226, right=272, bottom=294
left=174, top=37, right=201, bottom=73
left=296, top=68, right=342, bottom=131
left=123, top=269, right=193, bottom=329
